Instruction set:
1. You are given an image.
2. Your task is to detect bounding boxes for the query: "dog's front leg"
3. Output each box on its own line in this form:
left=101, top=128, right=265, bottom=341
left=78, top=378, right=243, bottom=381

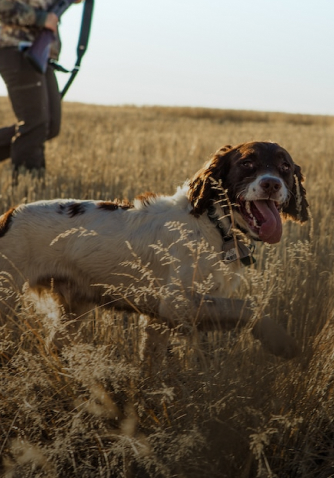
left=159, top=295, right=299, bottom=359
left=197, top=296, right=299, bottom=359
left=199, top=296, right=299, bottom=359
left=251, top=315, right=300, bottom=359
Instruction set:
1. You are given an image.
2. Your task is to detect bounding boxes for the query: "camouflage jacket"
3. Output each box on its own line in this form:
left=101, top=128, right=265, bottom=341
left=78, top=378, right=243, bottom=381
left=0, top=0, right=60, bottom=58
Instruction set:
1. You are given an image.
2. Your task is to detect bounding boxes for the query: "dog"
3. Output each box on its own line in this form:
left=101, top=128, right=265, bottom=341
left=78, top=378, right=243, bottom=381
left=0, top=141, right=308, bottom=357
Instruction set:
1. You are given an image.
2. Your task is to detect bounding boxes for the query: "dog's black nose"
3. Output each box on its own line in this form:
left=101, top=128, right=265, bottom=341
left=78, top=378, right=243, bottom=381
left=259, top=176, right=282, bottom=194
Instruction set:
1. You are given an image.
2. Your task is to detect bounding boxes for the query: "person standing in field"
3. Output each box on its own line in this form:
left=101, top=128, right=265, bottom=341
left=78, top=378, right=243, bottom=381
left=0, top=0, right=83, bottom=179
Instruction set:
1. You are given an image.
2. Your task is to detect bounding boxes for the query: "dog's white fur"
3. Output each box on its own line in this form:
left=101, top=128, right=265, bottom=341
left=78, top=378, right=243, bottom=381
left=0, top=142, right=308, bottom=358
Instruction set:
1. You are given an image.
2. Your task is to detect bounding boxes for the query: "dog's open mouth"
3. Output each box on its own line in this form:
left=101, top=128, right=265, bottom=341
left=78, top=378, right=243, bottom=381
left=238, top=199, right=282, bottom=244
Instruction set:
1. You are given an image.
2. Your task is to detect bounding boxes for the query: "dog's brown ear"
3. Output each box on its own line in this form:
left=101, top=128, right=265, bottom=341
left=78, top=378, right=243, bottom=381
left=188, top=145, right=233, bottom=217
left=282, top=164, right=309, bottom=223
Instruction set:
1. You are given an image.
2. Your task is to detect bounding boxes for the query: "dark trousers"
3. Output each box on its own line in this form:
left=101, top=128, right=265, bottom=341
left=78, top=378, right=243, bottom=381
left=0, top=47, right=61, bottom=170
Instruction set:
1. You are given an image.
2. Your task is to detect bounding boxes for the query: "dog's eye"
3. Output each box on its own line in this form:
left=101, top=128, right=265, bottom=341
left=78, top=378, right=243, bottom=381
left=281, top=162, right=291, bottom=172
left=241, top=160, right=255, bottom=169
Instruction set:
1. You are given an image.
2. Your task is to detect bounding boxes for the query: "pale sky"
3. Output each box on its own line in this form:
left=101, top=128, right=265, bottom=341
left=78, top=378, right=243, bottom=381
left=1, top=0, right=334, bottom=115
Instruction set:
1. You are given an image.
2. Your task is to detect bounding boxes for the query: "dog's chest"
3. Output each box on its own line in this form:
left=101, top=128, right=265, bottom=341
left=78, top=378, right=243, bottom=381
left=207, top=260, right=242, bottom=298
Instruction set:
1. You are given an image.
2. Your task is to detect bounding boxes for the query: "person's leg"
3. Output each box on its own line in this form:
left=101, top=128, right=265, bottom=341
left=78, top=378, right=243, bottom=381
left=0, top=125, right=15, bottom=162
left=45, top=65, right=61, bottom=140
left=0, top=48, right=49, bottom=170
left=0, top=48, right=16, bottom=162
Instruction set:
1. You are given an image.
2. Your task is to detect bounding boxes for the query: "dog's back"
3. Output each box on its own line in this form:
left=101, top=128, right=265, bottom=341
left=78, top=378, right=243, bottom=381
left=0, top=192, right=214, bottom=317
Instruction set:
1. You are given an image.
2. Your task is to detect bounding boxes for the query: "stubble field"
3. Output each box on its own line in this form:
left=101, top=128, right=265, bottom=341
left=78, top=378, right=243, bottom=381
left=0, top=97, right=334, bottom=477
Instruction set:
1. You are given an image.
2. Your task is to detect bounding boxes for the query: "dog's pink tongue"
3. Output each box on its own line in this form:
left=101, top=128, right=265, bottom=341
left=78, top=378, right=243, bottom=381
left=254, top=200, right=282, bottom=244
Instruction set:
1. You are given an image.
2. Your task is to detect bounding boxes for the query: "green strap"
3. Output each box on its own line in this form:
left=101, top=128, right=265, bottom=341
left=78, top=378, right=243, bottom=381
left=61, top=0, right=95, bottom=99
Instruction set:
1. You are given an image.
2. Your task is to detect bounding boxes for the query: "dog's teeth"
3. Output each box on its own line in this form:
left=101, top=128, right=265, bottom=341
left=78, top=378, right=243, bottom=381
left=245, top=201, right=257, bottom=226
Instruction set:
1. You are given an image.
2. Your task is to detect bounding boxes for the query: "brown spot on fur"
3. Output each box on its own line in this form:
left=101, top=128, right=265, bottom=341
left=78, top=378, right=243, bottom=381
left=67, top=202, right=86, bottom=217
left=135, top=192, right=159, bottom=206
left=97, top=200, right=133, bottom=211
left=57, top=204, right=66, bottom=214
left=97, top=201, right=118, bottom=211
left=0, top=207, right=16, bottom=237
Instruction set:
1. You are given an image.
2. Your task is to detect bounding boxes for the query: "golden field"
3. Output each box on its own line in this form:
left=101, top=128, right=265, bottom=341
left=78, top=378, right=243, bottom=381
left=0, top=96, right=334, bottom=477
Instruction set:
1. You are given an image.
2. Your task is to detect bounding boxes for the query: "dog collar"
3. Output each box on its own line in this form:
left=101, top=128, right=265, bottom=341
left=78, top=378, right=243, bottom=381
left=207, top=205, right=256, bottom=266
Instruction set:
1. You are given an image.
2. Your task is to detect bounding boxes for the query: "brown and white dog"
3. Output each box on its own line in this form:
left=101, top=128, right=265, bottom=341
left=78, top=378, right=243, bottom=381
left=0, top=142, right=308, bottom=357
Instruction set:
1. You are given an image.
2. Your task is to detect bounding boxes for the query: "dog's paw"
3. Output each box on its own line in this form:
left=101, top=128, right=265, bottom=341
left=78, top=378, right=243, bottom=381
left=252, top=316, right=300, bottom=359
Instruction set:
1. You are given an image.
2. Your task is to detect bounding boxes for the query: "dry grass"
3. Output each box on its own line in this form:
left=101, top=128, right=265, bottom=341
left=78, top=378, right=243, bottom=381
left=1, top=97, right=334, bottom=477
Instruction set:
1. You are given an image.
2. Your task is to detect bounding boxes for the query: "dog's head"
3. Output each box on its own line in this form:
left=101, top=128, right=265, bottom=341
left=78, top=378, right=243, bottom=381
left=188, top=141, right=308, bottom=244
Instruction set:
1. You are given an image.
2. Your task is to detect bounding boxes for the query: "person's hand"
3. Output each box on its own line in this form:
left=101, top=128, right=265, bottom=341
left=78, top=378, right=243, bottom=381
left=44, top=12, right=58, bottom=32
